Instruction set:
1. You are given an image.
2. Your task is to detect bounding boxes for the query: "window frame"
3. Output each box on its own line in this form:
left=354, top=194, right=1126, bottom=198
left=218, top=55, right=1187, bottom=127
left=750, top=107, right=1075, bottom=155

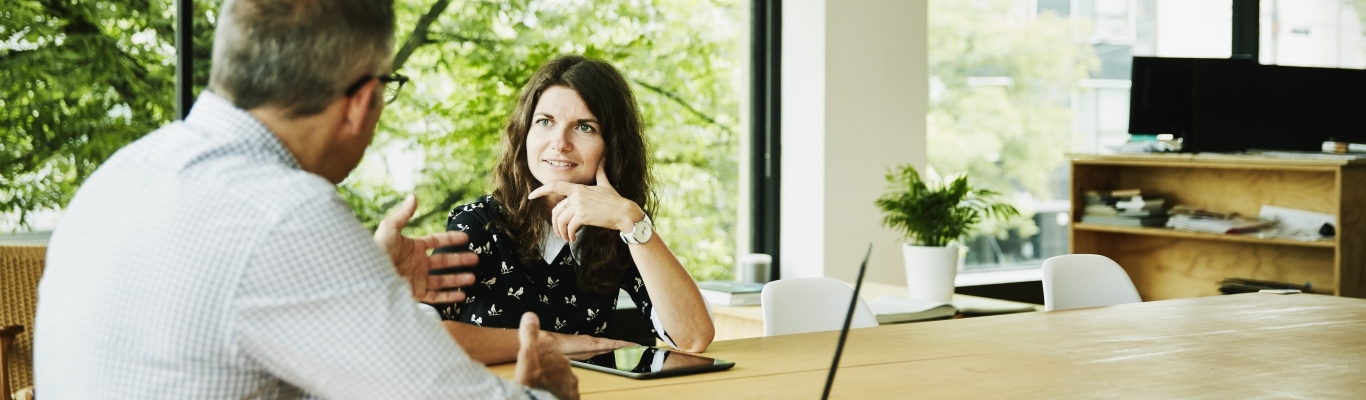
left=1233, top=0, right=1259, bottom=59
left=750, top=0, right=782, bottom=281
left=176, top=0, right=194, bottom=119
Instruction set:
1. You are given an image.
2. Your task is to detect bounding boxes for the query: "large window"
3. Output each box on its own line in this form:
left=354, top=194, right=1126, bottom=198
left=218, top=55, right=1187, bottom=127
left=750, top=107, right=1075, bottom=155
left=929, top=0, right=1230, bottom=272
left=2, top=0, right=751, bottom=282
left=349, top=0, right=749, bottom=281
left=1260, top=0, right=1366, bottom=68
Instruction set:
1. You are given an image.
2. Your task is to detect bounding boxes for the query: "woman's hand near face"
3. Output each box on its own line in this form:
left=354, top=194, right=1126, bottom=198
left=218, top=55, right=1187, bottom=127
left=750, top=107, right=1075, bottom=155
left=530, top=162, right=715, bottom=353
left=529, top=162, right=644, bottom=241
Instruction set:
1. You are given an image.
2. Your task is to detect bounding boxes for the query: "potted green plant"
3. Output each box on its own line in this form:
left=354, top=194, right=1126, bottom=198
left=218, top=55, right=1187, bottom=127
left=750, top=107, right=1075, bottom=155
left=875, top=164, right=1018, bottom=302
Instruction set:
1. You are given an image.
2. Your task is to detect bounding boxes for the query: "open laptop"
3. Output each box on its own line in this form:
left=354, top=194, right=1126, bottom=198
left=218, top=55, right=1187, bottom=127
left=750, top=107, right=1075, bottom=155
left=821, top=243, right=873, bottom=400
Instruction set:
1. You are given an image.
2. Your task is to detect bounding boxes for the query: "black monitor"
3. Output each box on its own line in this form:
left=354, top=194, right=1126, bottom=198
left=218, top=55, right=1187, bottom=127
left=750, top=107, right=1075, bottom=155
left=1190, top=60, right=1366, bottom=152
left=1128, top=57, right=1366, bottom=153
left=1128, top=56, right=1195, bottom=137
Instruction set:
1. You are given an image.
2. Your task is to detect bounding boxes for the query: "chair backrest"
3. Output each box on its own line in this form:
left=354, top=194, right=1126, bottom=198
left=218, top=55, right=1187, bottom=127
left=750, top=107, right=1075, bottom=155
left=761, top=277, right=878, bottom=336
left=1041, top=254, right=1141, bottom=311
left=0, top=245, right=45, bottom=391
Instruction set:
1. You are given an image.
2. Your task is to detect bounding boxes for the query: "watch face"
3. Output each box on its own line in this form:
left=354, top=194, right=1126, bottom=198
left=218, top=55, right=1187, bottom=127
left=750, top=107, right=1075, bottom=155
left=634, top=220, right=653, bottom=242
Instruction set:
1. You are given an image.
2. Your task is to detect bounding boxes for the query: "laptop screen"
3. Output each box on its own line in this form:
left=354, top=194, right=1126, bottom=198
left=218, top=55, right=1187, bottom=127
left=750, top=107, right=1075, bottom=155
left=821, top=243, right=873, bottom=400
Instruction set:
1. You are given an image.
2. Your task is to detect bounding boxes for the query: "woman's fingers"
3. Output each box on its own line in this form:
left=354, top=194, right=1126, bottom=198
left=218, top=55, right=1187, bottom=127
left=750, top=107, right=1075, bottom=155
left=550, top=199, right=565, bottom=240
left=590, top=337, right=635, bottom=351
left=555, top=333, right=635, bottom=354
left=556, top=200, right=576, bottom=241
left=595, top=160, right=613, bottom=189
left=567, top=214, right=584, bottom=242
left=550, top=198, right=568, bottom=241
left=529, top=181, right=574, bottom=199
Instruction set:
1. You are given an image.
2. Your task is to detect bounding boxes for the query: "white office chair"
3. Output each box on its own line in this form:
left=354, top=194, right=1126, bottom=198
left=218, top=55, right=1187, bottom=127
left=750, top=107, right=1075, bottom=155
left=1041, top=254, right=1142, bottom=311
left=761, top=277, right=879, bottom=336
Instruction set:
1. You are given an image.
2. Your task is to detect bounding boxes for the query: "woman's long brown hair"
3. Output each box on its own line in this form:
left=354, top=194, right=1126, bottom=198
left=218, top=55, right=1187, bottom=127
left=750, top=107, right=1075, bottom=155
left=491, top=55, right=656, bottom=295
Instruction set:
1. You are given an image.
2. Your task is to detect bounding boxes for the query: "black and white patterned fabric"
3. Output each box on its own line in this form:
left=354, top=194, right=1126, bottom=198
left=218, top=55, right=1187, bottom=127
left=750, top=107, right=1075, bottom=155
left=433, top=196, right=671, bottom=345
left=34, top=92, right=549, bottom=399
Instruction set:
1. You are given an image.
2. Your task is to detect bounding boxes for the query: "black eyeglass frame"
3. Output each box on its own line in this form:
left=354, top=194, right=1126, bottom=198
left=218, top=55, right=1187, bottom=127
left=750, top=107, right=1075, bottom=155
left=344, top=73, right=409, bottom=104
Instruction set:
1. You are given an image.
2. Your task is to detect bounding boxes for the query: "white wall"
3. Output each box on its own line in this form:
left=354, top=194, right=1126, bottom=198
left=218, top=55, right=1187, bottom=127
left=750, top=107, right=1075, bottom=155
left=780, top=0, right=828, bottom=280
left=781, top=0, right=928, bottom=286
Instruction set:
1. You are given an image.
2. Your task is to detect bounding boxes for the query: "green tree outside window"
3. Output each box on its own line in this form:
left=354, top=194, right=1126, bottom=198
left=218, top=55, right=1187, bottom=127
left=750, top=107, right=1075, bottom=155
left=1, top=0, right=742, bottom=281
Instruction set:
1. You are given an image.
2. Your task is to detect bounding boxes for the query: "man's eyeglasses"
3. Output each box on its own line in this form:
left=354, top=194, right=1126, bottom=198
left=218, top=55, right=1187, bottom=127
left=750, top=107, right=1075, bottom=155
left=344, top=73, right=409, bottom=104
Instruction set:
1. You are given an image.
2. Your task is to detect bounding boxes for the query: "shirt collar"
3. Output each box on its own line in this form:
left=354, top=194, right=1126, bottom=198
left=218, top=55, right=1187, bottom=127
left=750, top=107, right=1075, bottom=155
left=541, top=224, right=588, bottom=265
left=185, top=91, right=302, bottom=171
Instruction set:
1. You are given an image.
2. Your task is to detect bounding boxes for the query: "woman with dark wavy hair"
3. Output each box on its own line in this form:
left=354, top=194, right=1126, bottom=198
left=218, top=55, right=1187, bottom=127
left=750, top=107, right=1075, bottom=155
left=431, top=55, right=714, bottom=364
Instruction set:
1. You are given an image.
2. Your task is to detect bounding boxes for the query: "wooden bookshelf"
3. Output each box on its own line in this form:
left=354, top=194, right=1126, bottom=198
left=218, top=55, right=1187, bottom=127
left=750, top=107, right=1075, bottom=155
left=1069, top=153, right=1366, bottom=300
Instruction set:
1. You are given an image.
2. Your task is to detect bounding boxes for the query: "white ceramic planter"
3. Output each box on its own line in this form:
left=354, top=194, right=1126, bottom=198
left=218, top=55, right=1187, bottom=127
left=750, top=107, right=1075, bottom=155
left=902, top=243, right=960, bottom=303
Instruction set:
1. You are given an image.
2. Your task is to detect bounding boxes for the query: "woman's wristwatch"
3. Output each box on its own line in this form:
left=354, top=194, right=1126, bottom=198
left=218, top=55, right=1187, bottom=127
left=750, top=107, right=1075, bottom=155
left=620, top=214, right=653, bottom=244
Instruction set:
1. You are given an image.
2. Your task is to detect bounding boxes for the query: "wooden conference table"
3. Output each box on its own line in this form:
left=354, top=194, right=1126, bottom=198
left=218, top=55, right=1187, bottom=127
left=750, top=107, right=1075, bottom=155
left=491, top=293, right=1366, bottom=398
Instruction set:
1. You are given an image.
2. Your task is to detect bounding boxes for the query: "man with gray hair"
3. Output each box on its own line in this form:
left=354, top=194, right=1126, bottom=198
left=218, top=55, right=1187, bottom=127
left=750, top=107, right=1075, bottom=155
left=33, top=0, right=577, bottom=398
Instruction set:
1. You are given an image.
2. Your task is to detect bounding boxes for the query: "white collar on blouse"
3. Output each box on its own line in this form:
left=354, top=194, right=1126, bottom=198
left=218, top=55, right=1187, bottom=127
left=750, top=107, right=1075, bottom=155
left=541, top=224, right=586, bottom=264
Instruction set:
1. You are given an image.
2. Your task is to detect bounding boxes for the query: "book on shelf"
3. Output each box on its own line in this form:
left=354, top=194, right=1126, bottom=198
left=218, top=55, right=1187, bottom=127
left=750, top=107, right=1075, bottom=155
left=1084, top=190, right=1164, bottom=209
left=696, top=281, right=765, bottom=306
left=1115, top=197, right=1165, bottom=211
left=866, top=296, right=957, bottom=324
left=1080, top=215, right=1169, bottom=227
left=1083, top=206, right=1166, bottom=218
left=1083, top=205, right=1124, bottom=216
left=1082, top=189, right=1168, bottom=227
left=1093, top=188, right=1142, bottom=198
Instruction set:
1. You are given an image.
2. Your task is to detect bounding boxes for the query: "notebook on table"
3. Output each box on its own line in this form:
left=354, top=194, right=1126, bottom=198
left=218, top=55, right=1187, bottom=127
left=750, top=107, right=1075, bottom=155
left=867, top=296, right=957, bottom=324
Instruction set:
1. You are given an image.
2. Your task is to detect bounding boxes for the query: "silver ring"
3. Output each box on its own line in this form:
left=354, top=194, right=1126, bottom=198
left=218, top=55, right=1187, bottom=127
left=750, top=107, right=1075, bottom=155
left=557, top=200, right=567, bottom=209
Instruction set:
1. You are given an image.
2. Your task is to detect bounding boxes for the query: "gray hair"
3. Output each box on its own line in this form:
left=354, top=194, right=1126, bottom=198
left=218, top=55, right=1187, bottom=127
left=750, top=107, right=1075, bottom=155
left=208, top=0, right=395, bottom=117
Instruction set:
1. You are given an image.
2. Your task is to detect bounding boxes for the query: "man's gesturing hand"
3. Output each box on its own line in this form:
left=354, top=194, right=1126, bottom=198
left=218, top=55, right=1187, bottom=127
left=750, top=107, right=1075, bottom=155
left=515, top=313, right=579, bottom=400
left=373, top=194, right=479, bottom=303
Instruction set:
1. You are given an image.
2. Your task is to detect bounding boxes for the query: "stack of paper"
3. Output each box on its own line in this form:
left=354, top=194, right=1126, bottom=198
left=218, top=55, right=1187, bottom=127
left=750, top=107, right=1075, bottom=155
left=1166, top=214, right=1274, bottom=234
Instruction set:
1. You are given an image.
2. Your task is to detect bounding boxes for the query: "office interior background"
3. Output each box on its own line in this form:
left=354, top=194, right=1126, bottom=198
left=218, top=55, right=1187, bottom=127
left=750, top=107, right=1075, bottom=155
left=4, top=0, right=1366, bottom=287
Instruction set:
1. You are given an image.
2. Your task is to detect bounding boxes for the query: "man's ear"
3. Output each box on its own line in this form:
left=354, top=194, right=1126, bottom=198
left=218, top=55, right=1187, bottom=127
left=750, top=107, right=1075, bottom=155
left=341, top=78, right=380, bottom=137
